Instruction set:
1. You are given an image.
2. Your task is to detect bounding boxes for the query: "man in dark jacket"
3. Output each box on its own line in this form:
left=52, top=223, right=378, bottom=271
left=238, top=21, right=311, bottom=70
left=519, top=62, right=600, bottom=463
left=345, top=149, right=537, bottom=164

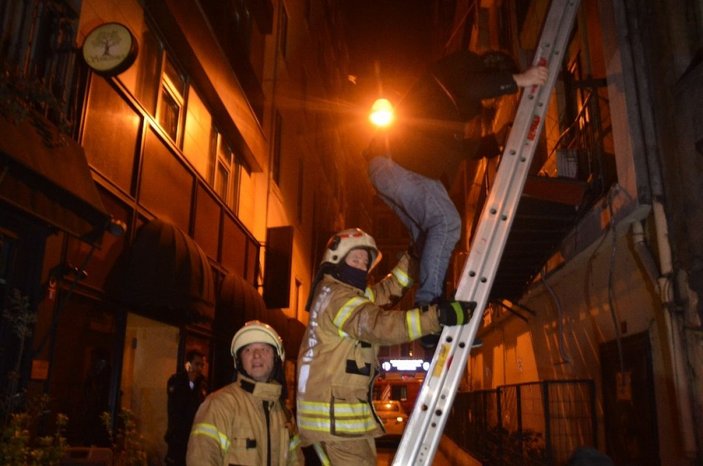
left=165, top=349, right=207, bottom=466
left=365, top=50, right=548, bottom=329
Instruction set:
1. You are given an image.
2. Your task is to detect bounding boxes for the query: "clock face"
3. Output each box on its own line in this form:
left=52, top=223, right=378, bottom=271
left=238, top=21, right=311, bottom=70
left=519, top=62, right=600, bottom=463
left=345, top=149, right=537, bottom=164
left=82, top=23, right=138, bottom=76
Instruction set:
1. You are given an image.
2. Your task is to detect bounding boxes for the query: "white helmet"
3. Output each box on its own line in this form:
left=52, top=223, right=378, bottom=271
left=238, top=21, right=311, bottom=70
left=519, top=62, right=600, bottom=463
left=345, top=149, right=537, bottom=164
left=321, top=228, right=382, bottom=272
left=230, top=320, right=285, bottom=368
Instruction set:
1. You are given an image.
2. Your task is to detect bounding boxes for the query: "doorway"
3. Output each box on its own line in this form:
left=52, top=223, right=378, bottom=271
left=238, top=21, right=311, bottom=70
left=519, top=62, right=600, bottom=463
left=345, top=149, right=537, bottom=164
left=120, top=313, right=179, bottom=465
left=600, top=331, right=660, bottom=465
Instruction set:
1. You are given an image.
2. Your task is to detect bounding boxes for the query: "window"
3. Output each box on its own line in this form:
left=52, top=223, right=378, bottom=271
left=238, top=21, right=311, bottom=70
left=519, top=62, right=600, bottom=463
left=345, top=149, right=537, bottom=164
left=558, top=54, right=616, bottom=196
left=210, top=127, right=242, bottom=213
left=0, top=0, right=82, bottom=133
left=133, top=28, right=162, bottom=115
left=183, top=86, right=213, bottom=179
left=156, top=56, right=186, bottom=143
left=199, top=0, right=266, bottom=121
left=392, top=385, right=408, bottom=401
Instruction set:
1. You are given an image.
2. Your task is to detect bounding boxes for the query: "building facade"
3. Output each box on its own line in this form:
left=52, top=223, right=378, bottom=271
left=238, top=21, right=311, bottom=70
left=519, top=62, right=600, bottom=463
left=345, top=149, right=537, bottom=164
left=0, top=0, right=374, bottom=462
left=416, top=1, right=703, bottom=465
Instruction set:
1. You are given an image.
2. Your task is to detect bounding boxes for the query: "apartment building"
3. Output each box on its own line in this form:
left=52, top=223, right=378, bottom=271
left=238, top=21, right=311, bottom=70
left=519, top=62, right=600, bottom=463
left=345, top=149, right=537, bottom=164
left=414, top=1, right=703, bottom=465
left=0, top=0, right=375, bottom=461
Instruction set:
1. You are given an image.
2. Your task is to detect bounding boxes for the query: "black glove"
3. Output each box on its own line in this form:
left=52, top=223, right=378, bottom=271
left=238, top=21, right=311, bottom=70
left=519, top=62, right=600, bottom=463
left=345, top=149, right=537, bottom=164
left=420, top=333, right=440, bottom=349
left=437, top=300, right=476, bottom=326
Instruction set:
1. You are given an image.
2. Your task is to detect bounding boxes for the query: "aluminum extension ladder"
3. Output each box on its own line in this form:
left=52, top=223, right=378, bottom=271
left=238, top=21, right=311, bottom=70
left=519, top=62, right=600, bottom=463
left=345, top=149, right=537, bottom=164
left=393, top=0, right=582, bottom=463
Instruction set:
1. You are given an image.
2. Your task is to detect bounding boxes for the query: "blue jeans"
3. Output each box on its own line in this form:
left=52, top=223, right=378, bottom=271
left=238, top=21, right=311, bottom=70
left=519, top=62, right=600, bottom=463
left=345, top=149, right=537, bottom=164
left=368, top=156, right=461, bottom=305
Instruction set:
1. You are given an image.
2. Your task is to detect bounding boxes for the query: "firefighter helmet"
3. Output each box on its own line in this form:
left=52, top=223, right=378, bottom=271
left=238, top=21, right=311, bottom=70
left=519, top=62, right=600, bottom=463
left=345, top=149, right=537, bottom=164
left=230, top=320, right=285, bottom=368
left=321, top=228, right=382, bottom=272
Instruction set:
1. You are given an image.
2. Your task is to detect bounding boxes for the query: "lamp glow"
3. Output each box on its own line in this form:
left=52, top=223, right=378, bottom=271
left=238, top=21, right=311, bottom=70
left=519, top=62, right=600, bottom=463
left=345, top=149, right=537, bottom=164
left=369, top=98, right=395, bottom=127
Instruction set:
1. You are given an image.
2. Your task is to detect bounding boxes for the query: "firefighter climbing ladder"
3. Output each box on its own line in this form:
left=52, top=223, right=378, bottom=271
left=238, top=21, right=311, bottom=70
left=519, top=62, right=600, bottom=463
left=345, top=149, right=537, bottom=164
left=393, top=0, right=582, bottom=463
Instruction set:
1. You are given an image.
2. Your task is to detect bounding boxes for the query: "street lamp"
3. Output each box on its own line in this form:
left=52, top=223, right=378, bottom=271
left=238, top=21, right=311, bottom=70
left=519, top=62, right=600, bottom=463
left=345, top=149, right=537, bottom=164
left=368, top=98, right=395, bottom=128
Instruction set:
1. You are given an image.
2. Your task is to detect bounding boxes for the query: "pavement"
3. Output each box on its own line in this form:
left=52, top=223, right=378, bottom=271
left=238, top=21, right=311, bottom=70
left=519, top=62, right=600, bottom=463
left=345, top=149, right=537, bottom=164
left=436, top=436, right=482, bottom=465
left=377, top=436, right=482, bottom=465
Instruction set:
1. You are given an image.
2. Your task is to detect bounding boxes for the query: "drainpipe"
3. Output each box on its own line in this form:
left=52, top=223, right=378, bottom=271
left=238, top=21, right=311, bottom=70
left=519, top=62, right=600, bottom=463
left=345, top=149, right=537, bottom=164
left=631, top=202, right=697, bottom=458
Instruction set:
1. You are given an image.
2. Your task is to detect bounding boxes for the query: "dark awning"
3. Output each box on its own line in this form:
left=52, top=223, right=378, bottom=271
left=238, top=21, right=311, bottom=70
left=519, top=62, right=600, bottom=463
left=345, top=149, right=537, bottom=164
left=111, top=219, right=215, bottom=322
left=0, top=113, right=110, bottom=243
left=218, top=272, right=305, bottom=360
left=218, top=271, right=266, bottom=333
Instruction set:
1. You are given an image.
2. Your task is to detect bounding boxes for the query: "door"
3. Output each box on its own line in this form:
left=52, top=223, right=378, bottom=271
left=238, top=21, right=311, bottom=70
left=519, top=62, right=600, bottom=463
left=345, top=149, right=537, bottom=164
left=600, top=331, right=660, bottom=465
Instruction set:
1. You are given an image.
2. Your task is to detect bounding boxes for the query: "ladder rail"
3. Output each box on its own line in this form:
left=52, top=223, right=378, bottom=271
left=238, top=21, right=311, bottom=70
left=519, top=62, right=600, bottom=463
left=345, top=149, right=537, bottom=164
left=393, top=0, right=582, bottom=463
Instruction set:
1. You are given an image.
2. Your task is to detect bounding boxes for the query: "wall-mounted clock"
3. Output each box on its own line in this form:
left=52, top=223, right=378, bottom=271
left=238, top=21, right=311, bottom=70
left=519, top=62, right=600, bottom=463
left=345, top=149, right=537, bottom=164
left=81, top=22, right=138, bottom=76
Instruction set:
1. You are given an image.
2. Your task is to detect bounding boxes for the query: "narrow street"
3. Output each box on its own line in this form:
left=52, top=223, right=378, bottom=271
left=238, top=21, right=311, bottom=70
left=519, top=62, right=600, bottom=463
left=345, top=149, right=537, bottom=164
left=1, top=1, right=701, bottom=465
left=376, top=436, right=483, bottom=466
left=377, top=447, right=453, bottom=465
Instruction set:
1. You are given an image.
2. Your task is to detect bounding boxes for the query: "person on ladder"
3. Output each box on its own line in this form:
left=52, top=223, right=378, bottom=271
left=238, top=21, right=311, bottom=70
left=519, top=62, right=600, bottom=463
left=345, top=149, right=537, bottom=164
left=364, top=49, right=547, bottom=347
left=296, top=228, right=474, bottom=465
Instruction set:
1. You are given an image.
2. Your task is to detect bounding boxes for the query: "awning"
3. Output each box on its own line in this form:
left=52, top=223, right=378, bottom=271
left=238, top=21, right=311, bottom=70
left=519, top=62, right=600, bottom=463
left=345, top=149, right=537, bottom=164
left=110, top=219, right=215, bottom=322
left=218, top=272, right=305, bottom=360
left=0, top=113, right=110, bottom=243
left=219, top=271, right=266, bottom=332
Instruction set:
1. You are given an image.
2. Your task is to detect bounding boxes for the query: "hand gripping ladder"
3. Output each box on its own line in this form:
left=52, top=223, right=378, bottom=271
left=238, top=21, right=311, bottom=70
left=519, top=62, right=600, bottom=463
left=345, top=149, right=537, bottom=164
left=393, top=0, right=582, bottom=463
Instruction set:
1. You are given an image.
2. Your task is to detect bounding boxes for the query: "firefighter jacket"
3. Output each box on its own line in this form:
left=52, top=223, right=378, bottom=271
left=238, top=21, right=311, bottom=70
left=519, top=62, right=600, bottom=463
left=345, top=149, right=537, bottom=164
left=365, top=50, right=519, bottom=183
left=296, top=252, right=442, bottom=444
left=187, top=373, right=303, bottom=466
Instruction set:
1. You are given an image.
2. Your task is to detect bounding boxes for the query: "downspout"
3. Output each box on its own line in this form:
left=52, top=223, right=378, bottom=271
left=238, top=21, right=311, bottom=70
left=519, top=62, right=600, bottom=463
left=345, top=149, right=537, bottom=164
left=613, top=0, right=698, bottom=457
left=631, top=205, right=697, bottom=458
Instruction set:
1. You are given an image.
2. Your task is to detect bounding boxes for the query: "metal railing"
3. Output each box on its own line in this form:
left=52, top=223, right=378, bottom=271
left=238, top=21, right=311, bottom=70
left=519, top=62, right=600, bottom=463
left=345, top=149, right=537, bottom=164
left=445, top=379, right=596, bottom=466
left=0, top=0, right=85, bottom=135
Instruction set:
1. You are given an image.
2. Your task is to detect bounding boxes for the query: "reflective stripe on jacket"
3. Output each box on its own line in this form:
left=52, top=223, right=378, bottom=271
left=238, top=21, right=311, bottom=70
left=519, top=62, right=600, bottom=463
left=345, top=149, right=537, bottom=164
left=296, top=252, right=441, bottom=444
left=187, top=374, right=303, bottom=466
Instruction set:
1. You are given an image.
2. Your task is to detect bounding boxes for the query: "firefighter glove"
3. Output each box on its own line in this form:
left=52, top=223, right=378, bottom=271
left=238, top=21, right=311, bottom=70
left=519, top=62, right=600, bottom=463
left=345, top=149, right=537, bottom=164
left=437, top=299, right=476, bottom=326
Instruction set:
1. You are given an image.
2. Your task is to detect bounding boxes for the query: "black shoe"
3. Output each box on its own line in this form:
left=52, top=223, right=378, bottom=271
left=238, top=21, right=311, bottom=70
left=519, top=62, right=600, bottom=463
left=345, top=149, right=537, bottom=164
left=471, top=337, right=483, bottom=349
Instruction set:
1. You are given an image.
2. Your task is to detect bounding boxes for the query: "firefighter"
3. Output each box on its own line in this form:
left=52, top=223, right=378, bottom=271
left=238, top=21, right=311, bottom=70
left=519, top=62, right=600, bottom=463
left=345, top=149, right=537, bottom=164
left=296, top=228, right=475, bottom=465
left=187, top=321, right=303, bottom=466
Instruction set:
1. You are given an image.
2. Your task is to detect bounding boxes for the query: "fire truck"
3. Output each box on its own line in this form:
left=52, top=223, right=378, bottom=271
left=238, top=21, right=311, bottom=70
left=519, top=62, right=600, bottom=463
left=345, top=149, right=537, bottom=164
left=373, top=357, right=428, bottom=415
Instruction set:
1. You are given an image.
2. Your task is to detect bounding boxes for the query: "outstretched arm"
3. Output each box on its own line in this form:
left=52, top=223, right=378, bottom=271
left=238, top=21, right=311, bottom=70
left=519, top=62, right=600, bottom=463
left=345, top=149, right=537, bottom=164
left=512, top=65, right=548, bottom=87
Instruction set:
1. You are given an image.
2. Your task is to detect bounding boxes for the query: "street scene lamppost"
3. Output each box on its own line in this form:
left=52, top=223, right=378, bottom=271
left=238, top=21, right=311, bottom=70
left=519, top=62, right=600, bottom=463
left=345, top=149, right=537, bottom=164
left=369, top=97, right=395, bottom=128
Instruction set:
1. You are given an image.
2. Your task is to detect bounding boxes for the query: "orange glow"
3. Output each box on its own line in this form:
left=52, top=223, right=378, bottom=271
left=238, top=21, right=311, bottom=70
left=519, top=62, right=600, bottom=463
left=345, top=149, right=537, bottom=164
left=369, top=98, right=395, bottom=127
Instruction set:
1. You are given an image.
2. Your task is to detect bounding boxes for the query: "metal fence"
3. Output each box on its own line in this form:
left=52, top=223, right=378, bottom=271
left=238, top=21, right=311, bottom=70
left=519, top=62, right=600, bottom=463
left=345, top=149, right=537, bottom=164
left=445, top=380, right=596, bottom=466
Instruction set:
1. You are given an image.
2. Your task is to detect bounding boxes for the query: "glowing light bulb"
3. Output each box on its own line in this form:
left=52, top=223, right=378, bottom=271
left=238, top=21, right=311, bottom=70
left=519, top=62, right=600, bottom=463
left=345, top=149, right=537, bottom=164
left=369, top=98, right=395, bottom=127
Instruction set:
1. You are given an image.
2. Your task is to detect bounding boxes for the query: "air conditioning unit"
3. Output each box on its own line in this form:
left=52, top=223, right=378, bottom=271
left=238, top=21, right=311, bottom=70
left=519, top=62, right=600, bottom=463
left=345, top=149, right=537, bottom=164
left=557, top=148, right=579, bottom=178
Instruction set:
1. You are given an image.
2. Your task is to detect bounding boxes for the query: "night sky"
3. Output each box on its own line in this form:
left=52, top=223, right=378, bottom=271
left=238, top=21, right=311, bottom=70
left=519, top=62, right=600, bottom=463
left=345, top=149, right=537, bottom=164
left=340, top=0, right=433, bottom=103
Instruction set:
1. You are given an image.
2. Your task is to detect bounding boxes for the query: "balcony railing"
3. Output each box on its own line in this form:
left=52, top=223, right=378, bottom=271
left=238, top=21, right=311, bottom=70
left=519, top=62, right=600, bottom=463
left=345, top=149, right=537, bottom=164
left=0, top=0, right=86, bottom=136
